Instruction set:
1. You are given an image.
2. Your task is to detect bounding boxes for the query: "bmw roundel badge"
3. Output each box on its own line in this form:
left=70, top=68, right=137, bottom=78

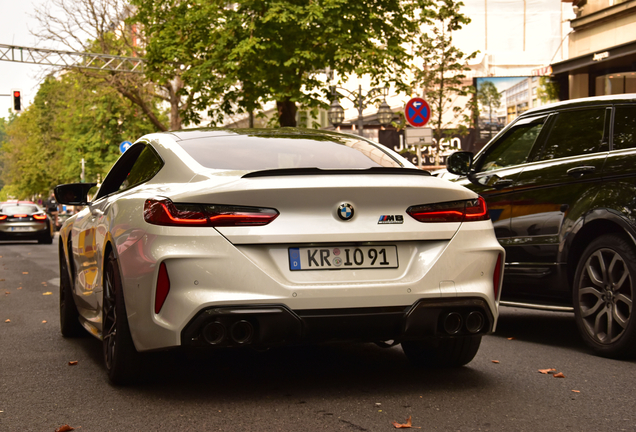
left=337, top=203, right=354, bottom=221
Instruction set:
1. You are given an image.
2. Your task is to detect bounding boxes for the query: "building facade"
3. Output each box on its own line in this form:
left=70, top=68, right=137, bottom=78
left=552, top=0, right=636, bottom=99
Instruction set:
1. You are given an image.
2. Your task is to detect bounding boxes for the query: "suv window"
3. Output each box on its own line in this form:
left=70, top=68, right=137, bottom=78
left=538, top=108, right=607, bottom=160
left=477, top=115, right=546, bottom=172
left=613, top=105, right=636, bottom=150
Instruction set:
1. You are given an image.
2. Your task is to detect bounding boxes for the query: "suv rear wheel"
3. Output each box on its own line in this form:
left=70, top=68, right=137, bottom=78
left=573, top=234, right=636, bottom=359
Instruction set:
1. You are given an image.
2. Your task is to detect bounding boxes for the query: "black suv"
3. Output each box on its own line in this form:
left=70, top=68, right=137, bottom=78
left=447, top=94, right=636, bottom=359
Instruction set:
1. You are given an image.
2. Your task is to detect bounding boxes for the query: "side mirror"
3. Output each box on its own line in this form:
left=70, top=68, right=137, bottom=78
left=446, top=152, right=474, bottom=176
left=54, top=183, right=98, bottom=205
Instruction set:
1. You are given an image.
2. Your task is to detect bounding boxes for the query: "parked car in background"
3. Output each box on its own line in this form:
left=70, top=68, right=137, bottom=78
left=56, top=128, right=504, bottom=384
left=447, top=94, right=636, bottom=359
left=0, top=202, right=54, bottom=244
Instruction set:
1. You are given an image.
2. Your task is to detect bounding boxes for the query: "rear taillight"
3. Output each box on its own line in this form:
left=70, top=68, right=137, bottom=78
left=33, top=214, right=47, bottom=220
left=13, top=214, right=28, bottom=218
left=407, top=197, right=490, bottom=223
left=155, top=262, right=170, bottom=314
left=493, top=253, right=503, bottom=299
left=144, top=198, right=279, bottom=227
left=0, top=215, right=6, bottom=221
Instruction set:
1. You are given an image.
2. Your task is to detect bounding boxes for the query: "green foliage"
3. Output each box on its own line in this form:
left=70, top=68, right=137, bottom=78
left=477, top=80, right=501, bottom=123
left=0, top=72, right=164, bottom=200
left=131, top=0, right=424, bottom=127
left=412, top=0, right=477, bottom=163
left=537, top=77, right=559, bottom=104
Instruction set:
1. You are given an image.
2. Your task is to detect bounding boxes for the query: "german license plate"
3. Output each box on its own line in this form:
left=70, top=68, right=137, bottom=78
left=10, top=227, right=32, bottom=232
left=289, top=245, right=398, bottom=271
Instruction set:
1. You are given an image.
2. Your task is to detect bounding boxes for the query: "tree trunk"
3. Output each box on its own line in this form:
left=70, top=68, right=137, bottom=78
left=277, top=100, right=297, bottom=127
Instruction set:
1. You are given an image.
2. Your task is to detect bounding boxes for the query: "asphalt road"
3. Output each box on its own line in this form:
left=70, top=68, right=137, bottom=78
left=1, top=236, right=635, bottom=432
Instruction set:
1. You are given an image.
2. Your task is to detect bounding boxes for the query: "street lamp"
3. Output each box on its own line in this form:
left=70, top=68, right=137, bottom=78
left=327, top=99, right=345, bottom=127
left=327, top=84, right=394, bottom=135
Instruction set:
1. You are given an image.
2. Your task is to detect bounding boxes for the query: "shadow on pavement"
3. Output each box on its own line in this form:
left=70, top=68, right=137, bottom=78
left=493, top=306, right=586, bottom=351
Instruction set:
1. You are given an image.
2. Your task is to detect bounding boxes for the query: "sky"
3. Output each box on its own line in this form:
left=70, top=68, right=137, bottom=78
left=0, top=0, right=573, bottom=121
left=0, top=0, right=49, bottom=119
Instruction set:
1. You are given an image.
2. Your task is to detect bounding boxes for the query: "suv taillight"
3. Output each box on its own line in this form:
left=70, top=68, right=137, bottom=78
left=407, top=197, right=489, bottom=223
left=144, top=198, right=279, bottom=227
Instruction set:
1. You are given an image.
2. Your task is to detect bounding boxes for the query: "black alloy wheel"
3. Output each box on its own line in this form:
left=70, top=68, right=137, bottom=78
left=59, top=241, right=84, bottom=337
left=573, top=234, right=636, bottom=359
left=103, top=252, right=141, bottom=384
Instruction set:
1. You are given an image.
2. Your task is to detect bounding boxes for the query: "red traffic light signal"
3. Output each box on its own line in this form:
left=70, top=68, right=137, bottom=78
left=12, top=90, right=22, bottom=112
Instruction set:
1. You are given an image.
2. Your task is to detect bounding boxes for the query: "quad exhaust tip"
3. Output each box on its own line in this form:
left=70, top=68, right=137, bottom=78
left=466, top=311, right=485, bottom=334
left=441, top=311, right=486, bottom=335
left=443, top=312, right=463, bottom=335
left=202, top=322, right=226, bottom=345
left=230, top=320, right=254, bottom=344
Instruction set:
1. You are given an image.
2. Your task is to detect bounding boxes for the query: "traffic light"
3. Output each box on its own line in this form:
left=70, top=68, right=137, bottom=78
left=12, top=90, right=22, bottom=112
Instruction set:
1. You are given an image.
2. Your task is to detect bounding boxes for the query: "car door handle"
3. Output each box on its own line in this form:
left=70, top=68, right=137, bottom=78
left=493, top=178, right=514, bottom=189
left=567, top=166, right=596, bottom=178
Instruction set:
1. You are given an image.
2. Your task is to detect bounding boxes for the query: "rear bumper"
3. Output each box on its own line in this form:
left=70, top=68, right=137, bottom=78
left=0, top=224, right=50, bottom=240
left=181, top=297, right=494, bottom=349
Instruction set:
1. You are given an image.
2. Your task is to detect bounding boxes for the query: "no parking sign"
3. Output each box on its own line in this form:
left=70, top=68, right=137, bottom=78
left=404, top=97, right=431, bottom=127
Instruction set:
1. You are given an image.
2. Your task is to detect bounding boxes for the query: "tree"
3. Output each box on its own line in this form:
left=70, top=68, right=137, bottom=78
left=413, top=0, right=477, bottom=165
left=132, top=0, right=424, bottom=127
left=477, top=80, right=501, bottom=124
left=33, top=0, right=179, bottom=130
left=537, top=77, right=559, bottom=104
left=0, top=71, right=162, bottom=200
left=477, top=80, right=501, bottom=138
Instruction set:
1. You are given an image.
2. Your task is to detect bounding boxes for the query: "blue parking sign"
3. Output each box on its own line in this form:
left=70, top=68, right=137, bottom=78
left=119, top=141, right=133, bottom=153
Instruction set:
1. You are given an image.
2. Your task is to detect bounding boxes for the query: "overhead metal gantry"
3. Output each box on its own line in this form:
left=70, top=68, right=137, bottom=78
left=0, top=43, right=144, bottom=73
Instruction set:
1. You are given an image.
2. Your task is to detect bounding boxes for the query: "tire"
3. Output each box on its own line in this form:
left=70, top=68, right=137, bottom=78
left=38, top=233, right=53, bottom=244
left=573, top=234, right=636, bottom=359
left=401, top=336, right=482, bottom=368
left=59, top=242, right=84, bottom=337
left=103, top=253, right=141, bottom=385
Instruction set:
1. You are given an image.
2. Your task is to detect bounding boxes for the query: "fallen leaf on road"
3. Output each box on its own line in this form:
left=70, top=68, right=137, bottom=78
left=68, top=361, right=78, bottom=366
left=17, top=287, right=22, bottom=290
left=5, top=291, right=9, bottom=295
left=42, top=292, right=53, bottom=296
left=491, top=360, right=500, bottom=363
left=572, top=390, right=580, bottom=393
left=0, top=278, right=4, bottom=281
left=392, top=416, right=412, bottom=428
left=538, top=368, right=556, bottom=374
left=4, top=319, right=10, bottom=323
left=42, top=282, right=47, bottom=285
left=22, top=272, right=28, bottom=274
left=553, top=372, right=566, bottom=378
left=507, top=337, right=515, bottom=340
left=42, top=320, right=47, bottom=324
left=55, top=425, right=74, bottom=432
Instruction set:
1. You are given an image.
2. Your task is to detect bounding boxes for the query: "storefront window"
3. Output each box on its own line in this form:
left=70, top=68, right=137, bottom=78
left=596, top=72, right=636, bottom=96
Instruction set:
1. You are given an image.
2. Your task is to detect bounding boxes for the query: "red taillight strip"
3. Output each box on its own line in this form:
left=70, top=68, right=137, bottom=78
left=144, top=198, right=279, bottom=227
left=407, top=197, right=490, bottom=223
left=155, top=262, right=171, bottom=314
left=464, top=197, right=489, bottom=221
left=157, top=201, right=208, bottom=225
left=33, top=214, right=47, bottom=220
left=12, top=214, right=28, bottom=218
left=0, top=215, right=6, bottom=221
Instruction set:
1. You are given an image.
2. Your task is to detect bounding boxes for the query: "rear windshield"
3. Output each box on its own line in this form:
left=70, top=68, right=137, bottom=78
left=2, top=205, right=41, bottom=215
left=176, top=134, right=404, bottom=170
